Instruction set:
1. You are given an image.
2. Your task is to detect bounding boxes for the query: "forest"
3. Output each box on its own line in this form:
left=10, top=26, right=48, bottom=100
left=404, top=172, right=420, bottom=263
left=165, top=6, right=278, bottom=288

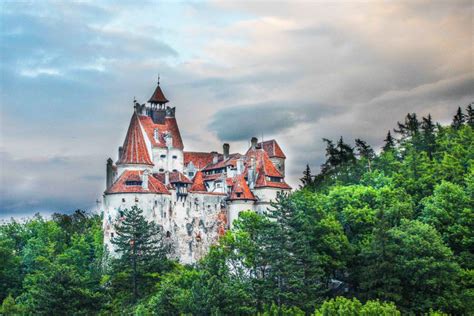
left=1, top=105, right=473, bottom=315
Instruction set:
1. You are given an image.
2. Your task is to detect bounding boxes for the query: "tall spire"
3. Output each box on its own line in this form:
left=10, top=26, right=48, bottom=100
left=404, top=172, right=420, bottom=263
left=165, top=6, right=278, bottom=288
left=117, top=113, right=154, bottom=166
left=148, top=75, right=169, bottom=105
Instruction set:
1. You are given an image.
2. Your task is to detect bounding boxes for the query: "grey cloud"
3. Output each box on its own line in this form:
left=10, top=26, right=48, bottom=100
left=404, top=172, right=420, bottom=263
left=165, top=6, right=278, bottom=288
left=208, top=101, right=338, bottom=141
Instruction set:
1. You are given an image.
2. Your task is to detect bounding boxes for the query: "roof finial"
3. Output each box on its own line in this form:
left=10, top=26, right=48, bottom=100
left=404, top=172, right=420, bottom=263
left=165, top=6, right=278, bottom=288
left=157, top=74, right=160, bottom=85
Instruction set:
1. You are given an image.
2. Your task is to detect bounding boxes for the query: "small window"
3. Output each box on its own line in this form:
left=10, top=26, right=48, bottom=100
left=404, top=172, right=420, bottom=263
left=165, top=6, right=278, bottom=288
left=172, top=155, right=177, bottom=159
left=160, top=154, right=166, bottom=158
left=236, top=192, right=242, bottom=198
left=135, top=197, right=139, bottom=202
left=188, top=172, right=194, bottom=177
left=173, top=169, right=177, bottom=172
left=110, top=232, right=114, bottom=238
left=166, top=231, right=171, bottom=238
left=159, top=168, right=164, bottom=172
left=122, top=198, right=126, bottom=203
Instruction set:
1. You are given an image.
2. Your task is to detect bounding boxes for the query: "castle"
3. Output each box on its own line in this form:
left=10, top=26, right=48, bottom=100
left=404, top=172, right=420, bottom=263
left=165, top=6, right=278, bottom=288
left=102, top=80, right=291, bottom=263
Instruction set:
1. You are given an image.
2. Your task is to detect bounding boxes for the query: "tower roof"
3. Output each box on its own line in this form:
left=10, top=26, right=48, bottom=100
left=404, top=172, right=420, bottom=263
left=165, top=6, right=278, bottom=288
left=259, top=139, right=286, bottom=159
left=229, top=175, right=256, bottom=201
left=189, top=171, right=207, bottom=192
left=117, top=113, right=154, bottom=166
left=148, top=81, right=169, bottom=104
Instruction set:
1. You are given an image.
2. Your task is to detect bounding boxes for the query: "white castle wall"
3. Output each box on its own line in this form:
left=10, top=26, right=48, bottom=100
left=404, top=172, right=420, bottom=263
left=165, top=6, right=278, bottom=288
left=103, top=191, right=227, bottom=264
left=227, top=200, right=255, bottom=228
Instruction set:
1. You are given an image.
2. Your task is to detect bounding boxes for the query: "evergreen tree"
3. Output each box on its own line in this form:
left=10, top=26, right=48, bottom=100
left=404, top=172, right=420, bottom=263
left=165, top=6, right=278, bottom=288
left=382, top=130, right=396, bottom=152
left=111, top=206, right=169, bottom=301
left=395, top=113, right=420, bottom=139
left=451, top=107, right=465, bottom=129
left=421, top=114, right=436, bottom=160
left=300, top=164, right=313, bottom=188
left=466, top=103, right=474, bottom=128
left=355, top=139, right=375, bottom=171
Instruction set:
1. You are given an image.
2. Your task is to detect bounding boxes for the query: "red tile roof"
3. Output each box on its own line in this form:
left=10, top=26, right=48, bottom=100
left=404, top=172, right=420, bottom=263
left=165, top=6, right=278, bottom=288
left=189, top=171, right=207, bottom=192
left=154, top=171, right=192, bottom=184
left=138, top=115, right=184, bottom=150
left=148, top=84, right=169, bottom=104
left=255, top=170, right=291, bottom=189
left=229, top=175, right=256, bottom=201
left=118, top=113, right=153, bottom=166
left=203, top=173, right=225, bottom=181
left=259, top=140, right=286, bottom=159
left=183, top=151, right=216, bottom=169
left=246, top=148, right=282, bottom=178
left=106, top=170, right=170, bottom=194
left=203, top=153, right=241, bottom=171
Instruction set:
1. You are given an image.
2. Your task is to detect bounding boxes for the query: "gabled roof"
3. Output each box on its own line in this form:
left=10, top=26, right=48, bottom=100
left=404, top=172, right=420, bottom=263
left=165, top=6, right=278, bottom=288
left=184, top=152, right=216, bottom=169
left=138, top=115, right=184, bottom=150
left=255, top=169, right=291, bottom=189
left=246, top=148, right=282, bottom=178
left=118, top=113, right=153, bottom=166
left=228, top=175, right=256, bottom=201
left=154, top=171, right=192, bottom=185
left=259, top=139, right=286, bottom=159
left=106, top=170, right=170, bottom=194
left=189, top=171, right=207, bottom=192
left=148, top=83, right=169, bottom=104
left=203, top=153, right=241, bottom=171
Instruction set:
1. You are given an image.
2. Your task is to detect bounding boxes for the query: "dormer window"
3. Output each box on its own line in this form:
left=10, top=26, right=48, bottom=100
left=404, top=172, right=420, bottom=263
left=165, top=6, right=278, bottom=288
left=153, top=129, right=159, bottom=141
left=125, top=180, right=142, bottom=186
left=160, top=154, right=166, bottom=158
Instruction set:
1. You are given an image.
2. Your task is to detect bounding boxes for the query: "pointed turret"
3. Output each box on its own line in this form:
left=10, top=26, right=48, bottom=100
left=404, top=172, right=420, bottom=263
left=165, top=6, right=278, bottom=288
left=148, top=76, right=169, bottom=106
left=117, top=113, right=153, bottom=166
left=190, top=170, right=207, bottom=192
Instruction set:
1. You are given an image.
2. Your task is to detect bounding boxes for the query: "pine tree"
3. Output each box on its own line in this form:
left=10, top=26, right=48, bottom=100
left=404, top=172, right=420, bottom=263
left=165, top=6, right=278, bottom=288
left=355, top=139, right=375, bottom=172
left=336, top=137, right=356, bottom=164
left=382, top=131, right=396, bottom=152
left=466, top=103, right=474, bottom=128
left=111, top=205, right=169, bottom=301
left=395, top=113, right=420, bottom=138
left=300, top=164, right=313, bottom=188
left=421, top=114, right=436, bottom=160
left=451, top=107, right=465, bottom=129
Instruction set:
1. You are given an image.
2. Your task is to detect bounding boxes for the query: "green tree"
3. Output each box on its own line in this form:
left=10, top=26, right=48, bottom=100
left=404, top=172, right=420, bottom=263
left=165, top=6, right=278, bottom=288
left=313, top=297, right=400, bottom=316
left=466, top=103, right=474, bottom=127
left=421, top=181, right=473, bottom=269
left=111, top=205, right=169, bottom=301
left=355, top=138, right=375, bottom=172
left=360, top=219, right=463, bottom=314
left=451, top=106, right=465, bottom=129
left=421, top=114, right=436, bottom=160
left=382, top=130, right=396, bottom=152
left=300, top=164, right=313, bottom=188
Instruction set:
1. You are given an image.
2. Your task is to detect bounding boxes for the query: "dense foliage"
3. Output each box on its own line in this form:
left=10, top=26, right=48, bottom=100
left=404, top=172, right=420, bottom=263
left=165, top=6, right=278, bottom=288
left=1, top=105, right=472, bottom=315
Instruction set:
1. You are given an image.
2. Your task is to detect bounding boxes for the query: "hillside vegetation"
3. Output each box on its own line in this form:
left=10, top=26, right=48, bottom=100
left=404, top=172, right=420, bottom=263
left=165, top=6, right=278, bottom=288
left=1, top=105, right=473, bottom=315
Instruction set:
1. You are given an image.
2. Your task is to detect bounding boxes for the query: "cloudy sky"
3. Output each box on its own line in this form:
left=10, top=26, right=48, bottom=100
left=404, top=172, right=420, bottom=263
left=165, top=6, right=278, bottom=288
left=0, top=0, right=472, bottom=218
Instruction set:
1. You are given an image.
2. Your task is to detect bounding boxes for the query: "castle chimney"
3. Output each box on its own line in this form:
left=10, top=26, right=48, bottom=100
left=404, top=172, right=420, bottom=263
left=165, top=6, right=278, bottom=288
left=212, top=151, right=218, bottom=164
left=142, top=170, right=149, bottom=190
left=251, top=137, right=258, bottom=150
left=223, top=143, right=230, bottom=159
left=106, top=158, right=114, bottom=190
left=165, top=171, right=170, bottom=185
left=118, top=146, right=123, bottom=160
